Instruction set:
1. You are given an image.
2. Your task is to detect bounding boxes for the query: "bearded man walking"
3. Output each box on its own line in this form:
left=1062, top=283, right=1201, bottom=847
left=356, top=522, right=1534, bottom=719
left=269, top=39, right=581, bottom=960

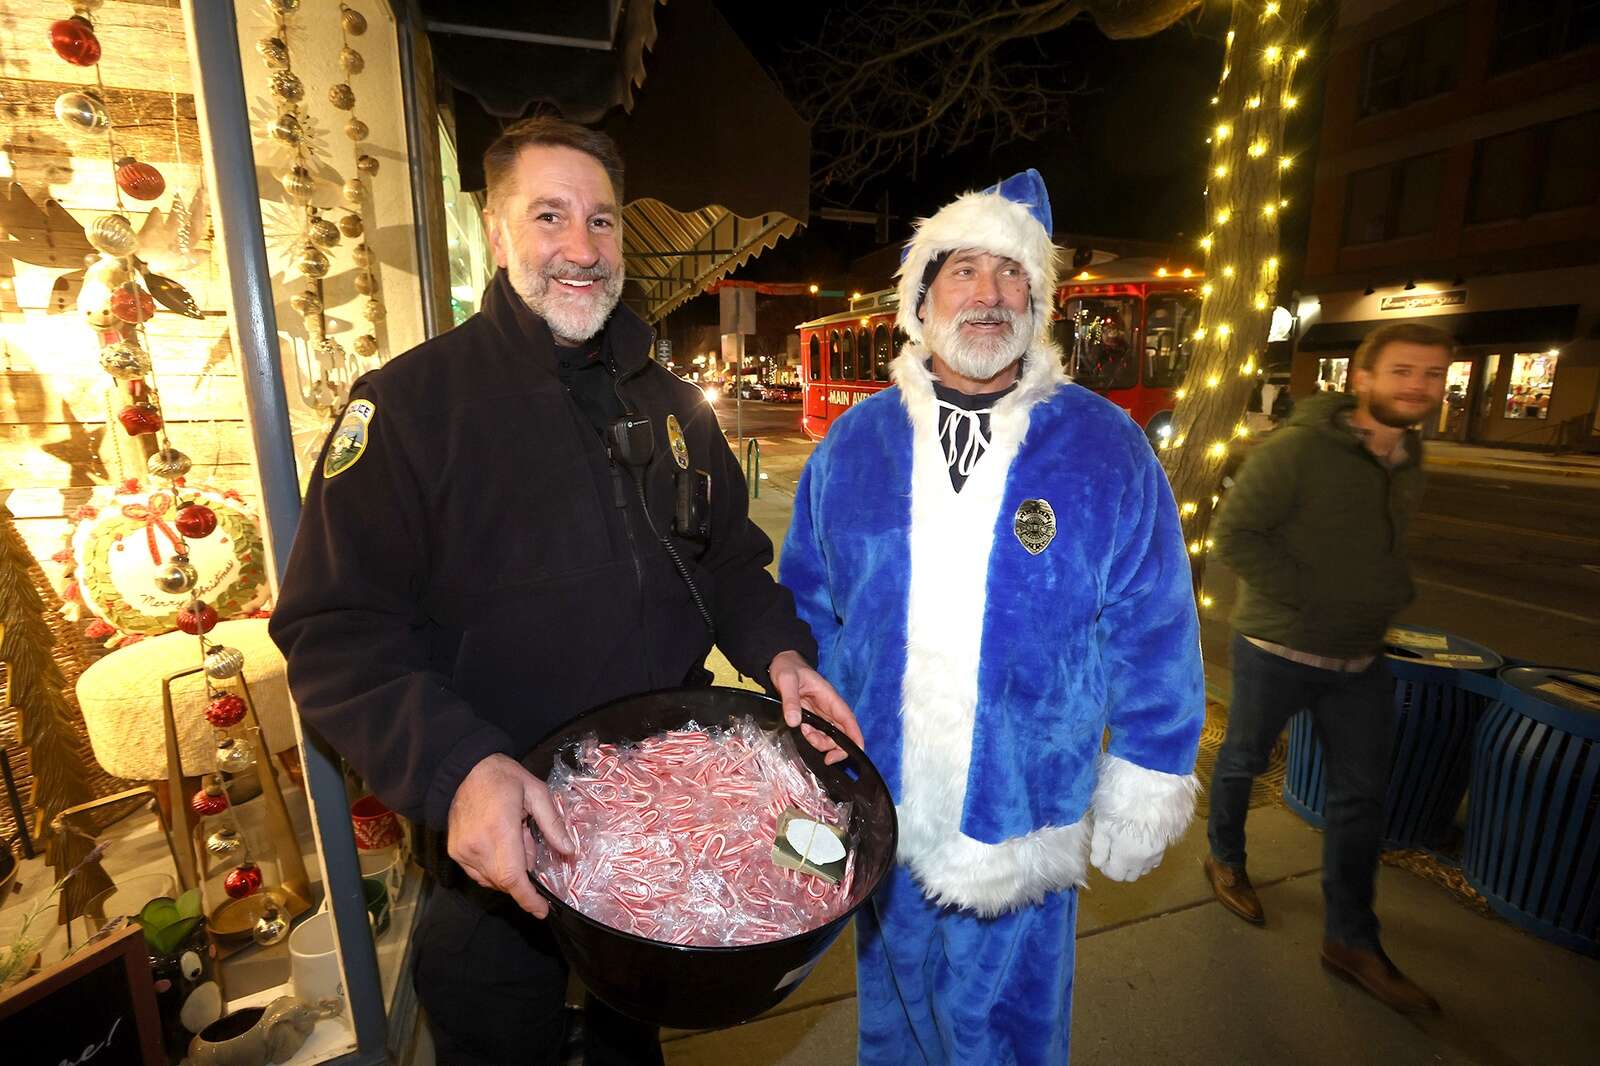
left=780, top=170, right=1206, bottom=1064
left=1204, top=322, right=1455, bottom=1015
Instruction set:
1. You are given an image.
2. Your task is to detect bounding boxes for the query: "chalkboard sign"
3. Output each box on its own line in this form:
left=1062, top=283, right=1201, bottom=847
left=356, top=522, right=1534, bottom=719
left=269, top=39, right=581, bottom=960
left=0, top=923, right=163, bottom=1064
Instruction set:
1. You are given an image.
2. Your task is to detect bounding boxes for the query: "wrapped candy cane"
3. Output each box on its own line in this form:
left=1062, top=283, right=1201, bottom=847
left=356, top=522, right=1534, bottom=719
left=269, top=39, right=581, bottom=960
left=531, top=716, right=856, bottom=946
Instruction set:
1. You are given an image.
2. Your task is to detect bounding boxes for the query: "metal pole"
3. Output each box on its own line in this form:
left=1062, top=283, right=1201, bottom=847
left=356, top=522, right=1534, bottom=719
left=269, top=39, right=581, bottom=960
left=397, top=1, right=445, bottom=339
left=182, top=4, right=386, bottom=1060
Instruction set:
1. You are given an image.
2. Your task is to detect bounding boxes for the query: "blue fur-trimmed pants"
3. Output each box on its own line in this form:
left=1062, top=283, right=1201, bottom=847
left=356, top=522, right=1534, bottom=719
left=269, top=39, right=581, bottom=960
left=856, top=864, right=1077, bottom=1065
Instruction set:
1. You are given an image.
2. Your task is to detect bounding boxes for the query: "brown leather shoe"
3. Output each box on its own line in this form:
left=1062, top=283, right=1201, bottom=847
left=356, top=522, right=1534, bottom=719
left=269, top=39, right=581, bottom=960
left=1203, top=854, right=1265, bottom=925
left=1320, top=940, right=1441, bottom=1015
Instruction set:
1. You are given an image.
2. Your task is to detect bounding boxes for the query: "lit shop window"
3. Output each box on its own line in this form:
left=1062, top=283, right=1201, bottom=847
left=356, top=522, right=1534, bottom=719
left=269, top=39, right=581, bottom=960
left=1504, top=351, right=1558, bottom=419
left=1318, top=357, right=1350, bottom=394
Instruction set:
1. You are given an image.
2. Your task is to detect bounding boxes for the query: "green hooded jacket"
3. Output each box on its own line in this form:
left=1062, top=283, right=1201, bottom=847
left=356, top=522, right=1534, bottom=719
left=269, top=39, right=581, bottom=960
left=1211, top=391, right=1424, bottom=658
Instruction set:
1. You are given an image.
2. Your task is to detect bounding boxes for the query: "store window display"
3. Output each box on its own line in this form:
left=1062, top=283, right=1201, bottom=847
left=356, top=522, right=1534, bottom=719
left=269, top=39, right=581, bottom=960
left=1504, top=351, right=1558, bottom=420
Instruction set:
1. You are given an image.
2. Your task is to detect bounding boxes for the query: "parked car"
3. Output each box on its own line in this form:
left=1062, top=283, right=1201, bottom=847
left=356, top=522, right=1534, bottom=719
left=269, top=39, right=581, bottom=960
left=737, top=382, right=765, bottom=400
left=763, top=383, right=800, bottom=403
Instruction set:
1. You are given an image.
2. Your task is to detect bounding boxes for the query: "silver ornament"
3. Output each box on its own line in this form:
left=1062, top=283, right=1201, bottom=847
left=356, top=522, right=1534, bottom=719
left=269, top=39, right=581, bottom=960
left=216, top=736, right=256, bottom=774
left=268, top=112, right=301, bottom=146
left=72, top=0, right=105, bottom=12
left=353, top=271, right=375, bottom=296
left=338, top=213, right=364, bottom=239
left=206, top=826, right=243, bottom=858
left=289, top=289, right=322, bottom=317
left=341, top=5, right=367, bottom=35
left=328, top=83, right=356, bottom=111
left=353, top=334, right=378, bottom=358
left=280, top=165, right=315, bottom=204
left=54, top=90, right=109, bottom=134
left=99, top=340, right=152, bottom=380
left=364, top=297, right=386, bottom=322
left=356, top=154, right=379, bottom=176
left=344, top=117, right=368, bottom=142
left=147, top=447, right=193, bottom=479
left=342, top=179, right=366, bottom=206
left=256, top=36, right=289, bottom=69
left=270, top=71, right=304, bottom=104
left=252, top=900, right=290, bottom=946
left=205, top=646, right=246, bottom=681
left=87, top=214, right=136, bottom=256
left=350, top=242, right=373, bottom=268
left=155, top=557, right=199, bottom=595
left=307, top=217, right=341, bottom=248
left=297, top=245, right=330, bottom=280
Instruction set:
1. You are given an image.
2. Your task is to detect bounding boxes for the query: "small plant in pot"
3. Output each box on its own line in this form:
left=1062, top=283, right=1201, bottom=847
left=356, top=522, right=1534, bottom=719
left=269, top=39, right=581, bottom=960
left=135, top=888, right=222, bottom=1059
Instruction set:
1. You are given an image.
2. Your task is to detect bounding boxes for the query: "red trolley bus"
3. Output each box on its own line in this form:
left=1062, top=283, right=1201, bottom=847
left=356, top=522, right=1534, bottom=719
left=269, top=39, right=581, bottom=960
left=795, top=259, right=1201, bottom=443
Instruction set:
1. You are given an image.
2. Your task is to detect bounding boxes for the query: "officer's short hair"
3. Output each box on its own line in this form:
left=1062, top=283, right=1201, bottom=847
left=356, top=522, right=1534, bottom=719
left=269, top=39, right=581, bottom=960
left=1353, top=322, right=1455, bottom=372
left=483, top=116, right=624, bottom=215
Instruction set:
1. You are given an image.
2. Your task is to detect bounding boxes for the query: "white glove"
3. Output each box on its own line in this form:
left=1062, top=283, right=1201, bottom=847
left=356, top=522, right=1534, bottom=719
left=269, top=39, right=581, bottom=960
left=1090, top=816, right=1168, bottom=882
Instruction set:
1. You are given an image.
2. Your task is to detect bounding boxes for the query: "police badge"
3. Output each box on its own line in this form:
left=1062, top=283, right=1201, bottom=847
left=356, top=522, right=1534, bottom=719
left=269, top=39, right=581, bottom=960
left=323, top=399, right=375, bottom=479
left=666, top=413, right=690, bottom=470
left=1013, top=498, right=1056, bottom=555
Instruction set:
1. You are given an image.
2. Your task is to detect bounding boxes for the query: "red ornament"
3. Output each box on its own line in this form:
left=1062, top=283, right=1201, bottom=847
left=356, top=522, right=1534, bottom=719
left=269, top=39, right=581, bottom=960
left=115, top=160, right=166, bottom=202
left=50, top=17, right=101, bottom=66
left=177, top=600, right=219, bottom=635
left=117, top=402, right=163, bottom=436
left=206, top=693, right=248, bottom=728
left=110, top=286, right=156, bottom=323
left=191, top=785, right=229, bottom=817
left=176, top=503, right=218, bottom=539
left=224, top=863, right=263, bottom=900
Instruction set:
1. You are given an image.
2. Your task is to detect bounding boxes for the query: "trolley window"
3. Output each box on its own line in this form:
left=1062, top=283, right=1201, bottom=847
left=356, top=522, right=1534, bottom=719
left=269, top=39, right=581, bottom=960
left=1062, top=296, right=1138, bottom=391
left=842, top=329, right=856, bottom=380
left=857, top=327, right=873, bottom=381
left=829, top=330, right=842, bottom=380
left=808, top=334, right=821, bottom=381
left=1143, top=293, right=1198, bottom=389
left=874, top=324, right=892, bottom=381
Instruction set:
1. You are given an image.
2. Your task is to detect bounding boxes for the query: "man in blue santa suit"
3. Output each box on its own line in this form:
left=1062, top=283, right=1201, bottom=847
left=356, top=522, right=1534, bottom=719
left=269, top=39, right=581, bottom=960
left=780, top=171, right=1206, bottom=1065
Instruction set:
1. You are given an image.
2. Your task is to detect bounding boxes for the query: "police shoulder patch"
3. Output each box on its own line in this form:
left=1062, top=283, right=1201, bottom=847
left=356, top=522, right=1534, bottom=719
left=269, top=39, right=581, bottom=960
left=323, top=399, right=375, bottom=479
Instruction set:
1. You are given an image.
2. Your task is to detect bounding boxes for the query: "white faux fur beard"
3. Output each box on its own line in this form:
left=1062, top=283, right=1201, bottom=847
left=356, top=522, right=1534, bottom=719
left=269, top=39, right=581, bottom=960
left=923, top=306, right=1031, bottom=382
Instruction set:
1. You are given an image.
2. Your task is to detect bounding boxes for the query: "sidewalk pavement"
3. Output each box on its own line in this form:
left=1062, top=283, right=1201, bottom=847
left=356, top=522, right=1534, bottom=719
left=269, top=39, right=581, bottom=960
left=689, top=477, right=1600, bottom=1066
left=1423, top=441, right=1600, bottom=480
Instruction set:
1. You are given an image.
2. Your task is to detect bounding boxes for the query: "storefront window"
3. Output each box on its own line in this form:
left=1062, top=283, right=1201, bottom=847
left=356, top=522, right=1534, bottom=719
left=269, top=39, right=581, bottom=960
left=1480, top=353, right=1501, bottom=420
left=1434, top=359, right=1472, bottom=437
left=1062, top=296, right=1137, bottom=391
left=1504, top=352, right=1558, bottom=419
left=1143, top=293, right=1198, bottom=389
left=1318, top=357, right=1350, bottom=393
left=441, top=126, right=493, bottom=326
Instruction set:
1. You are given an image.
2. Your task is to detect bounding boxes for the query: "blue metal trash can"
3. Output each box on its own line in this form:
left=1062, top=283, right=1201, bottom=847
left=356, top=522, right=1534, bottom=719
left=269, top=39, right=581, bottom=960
left=1282, top=625, right=1502, bottom=850
left=1465, top=668, right=1600, bottom=956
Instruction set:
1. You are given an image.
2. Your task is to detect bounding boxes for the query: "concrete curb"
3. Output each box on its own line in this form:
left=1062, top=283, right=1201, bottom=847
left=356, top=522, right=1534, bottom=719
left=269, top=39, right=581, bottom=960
left=1425, top=455, right=1600, bottom=479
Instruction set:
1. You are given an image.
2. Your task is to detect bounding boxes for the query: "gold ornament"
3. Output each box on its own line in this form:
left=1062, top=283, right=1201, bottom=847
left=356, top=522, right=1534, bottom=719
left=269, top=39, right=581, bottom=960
left=147, top=447, right=193, bottom=479
left=87, top=213, right=137, bottom=257
left=297, top=245, right=330, bottom=280
left=341, top=5, right=367, bottom=35
left=156, top=556, right=199, bottom=595
left=314, top=338, right=345, bottom=369
left=73, top=0, right=105, bottom=10
left=356, top=154, right=379, bottom=176
left=270, top=71, right=304, bottom=104
left=280, top=165, right=315, bottom=204
left=328, top=83, right=356, bottom=111
left=99, top=340, right=152, bottom=380
left=344, top=117, right=368, bottom=141
left=338, top=213, right=364, bottom=239
left=290, top=289, right=322, bottom=317
left=205, top=826, right=242, bottom=858
left=270, top=0, right=300, bottom=12
left=256, top=37, right=289, bottom=69
left=308, top=217, right=341, bottom=248
left=353, top=334, right=378, bottom=357
left=205, top=646, right=246, bottom=680
left=268, top=112, right=301, bottom=146
left=342, top=179, right=365, bottom=206
left=353, top=271, right=375, bottom=295
left=364, top=297, right=386, bottom=322
left=216, top=737, right=255, bottom=773
left=350, top=242, right=373, bottom=268
left=340, top=46, right=365, bottom=75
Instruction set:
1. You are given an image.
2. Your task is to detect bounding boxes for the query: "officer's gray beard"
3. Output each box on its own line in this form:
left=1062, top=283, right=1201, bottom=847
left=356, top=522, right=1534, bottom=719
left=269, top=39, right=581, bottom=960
left=924, top=306, right=1031, bottom=381
left=507, top=256, right=625, bottom=345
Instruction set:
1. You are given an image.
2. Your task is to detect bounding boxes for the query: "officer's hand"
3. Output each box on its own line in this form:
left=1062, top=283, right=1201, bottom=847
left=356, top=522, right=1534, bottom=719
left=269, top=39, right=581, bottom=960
left=447, top=753, right=574, bottom=918
left=769, top=650, right=865, bottom=765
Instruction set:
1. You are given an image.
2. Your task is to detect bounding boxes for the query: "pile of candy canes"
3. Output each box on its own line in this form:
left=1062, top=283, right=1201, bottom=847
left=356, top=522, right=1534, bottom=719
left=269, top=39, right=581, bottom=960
left=531, top=718, right=856, bottom=947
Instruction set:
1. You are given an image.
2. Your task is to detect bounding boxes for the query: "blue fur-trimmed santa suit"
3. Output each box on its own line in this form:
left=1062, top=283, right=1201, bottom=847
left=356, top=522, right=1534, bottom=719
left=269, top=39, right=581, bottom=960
left=779, top=173, right=1205, bottom=1065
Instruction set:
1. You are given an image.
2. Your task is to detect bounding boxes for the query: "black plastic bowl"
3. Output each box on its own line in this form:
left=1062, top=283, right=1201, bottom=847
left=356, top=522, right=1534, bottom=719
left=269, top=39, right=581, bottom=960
left=521, top=686, right=897, bottom=1030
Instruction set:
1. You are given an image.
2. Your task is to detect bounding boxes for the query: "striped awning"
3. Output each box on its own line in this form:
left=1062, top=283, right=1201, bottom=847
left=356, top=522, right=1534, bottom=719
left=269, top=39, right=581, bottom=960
left=622, top=201, right=801, bottom=323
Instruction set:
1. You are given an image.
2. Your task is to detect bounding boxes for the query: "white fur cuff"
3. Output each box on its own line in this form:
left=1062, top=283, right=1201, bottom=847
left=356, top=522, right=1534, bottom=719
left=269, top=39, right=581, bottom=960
left=1091, top=752, right=1200, bottom=849
left=902, top=818, right=1090, bottom=918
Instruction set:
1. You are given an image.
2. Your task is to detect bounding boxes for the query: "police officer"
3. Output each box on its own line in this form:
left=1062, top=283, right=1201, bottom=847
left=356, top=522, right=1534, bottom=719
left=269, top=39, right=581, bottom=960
left=270, top=117, right=862, bottom=1066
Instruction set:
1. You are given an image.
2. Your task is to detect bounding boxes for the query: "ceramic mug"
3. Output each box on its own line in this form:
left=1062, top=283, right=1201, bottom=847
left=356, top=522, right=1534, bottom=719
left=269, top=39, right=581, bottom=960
left=362, top=876, right=391, bottom=937
left=349, top=794, right=402, bottom=850
left=356, top=843, right=405, bottom=900
left=288, top=911, right=342, bottom=1005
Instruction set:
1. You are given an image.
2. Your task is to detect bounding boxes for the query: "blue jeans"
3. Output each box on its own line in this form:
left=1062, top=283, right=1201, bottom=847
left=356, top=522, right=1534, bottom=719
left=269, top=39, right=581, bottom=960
left=1207, top=632, right=1396, bottom=949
